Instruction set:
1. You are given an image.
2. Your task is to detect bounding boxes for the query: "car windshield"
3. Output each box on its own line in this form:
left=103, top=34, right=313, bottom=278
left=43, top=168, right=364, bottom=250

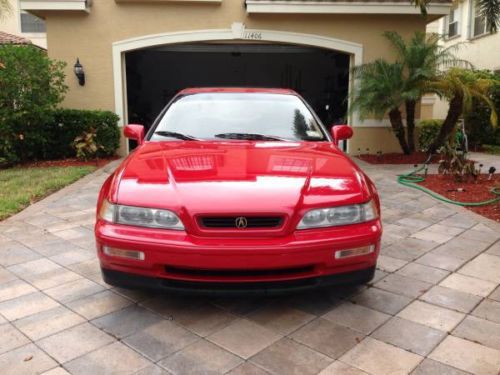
left=149, top=92, right=328, bottom=142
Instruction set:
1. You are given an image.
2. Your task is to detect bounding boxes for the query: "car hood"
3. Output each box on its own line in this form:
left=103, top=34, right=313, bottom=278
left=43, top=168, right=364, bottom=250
left=113, top=141, right=371, bottom=219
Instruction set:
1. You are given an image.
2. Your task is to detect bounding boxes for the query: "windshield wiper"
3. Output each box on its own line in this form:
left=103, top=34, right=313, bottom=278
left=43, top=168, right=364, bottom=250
left=214, top=133, right=290, bottom=142
left=154, top=131, right=200, bottom=141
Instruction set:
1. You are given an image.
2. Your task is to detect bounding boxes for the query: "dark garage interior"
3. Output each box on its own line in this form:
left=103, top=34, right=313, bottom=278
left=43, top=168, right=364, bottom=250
left=125, top=43, right=350, bottom=132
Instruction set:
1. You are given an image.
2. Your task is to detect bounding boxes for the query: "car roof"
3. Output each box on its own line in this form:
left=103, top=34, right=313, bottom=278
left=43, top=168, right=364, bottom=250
left=177, top=87, right=299, bottom=96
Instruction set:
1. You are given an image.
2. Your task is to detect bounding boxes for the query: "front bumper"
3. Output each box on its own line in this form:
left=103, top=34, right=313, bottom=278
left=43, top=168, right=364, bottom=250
left=101, top=266, right=376, bottom=295
left=95, top=219, right=381, bottom=292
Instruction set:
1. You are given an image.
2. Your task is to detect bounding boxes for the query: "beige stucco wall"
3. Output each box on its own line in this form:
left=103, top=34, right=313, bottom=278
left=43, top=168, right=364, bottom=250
left=429, top=0, right=500, bottom=72
left=350, top=127, right=407, bottom=154
left=426, top=0, right=500, bottom=120
left=40, top=1, right=429, bottom=155
left=420, top=98, right=436, bottom=120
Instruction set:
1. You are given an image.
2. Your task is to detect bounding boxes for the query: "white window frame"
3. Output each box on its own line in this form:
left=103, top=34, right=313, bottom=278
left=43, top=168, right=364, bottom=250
left=444, top=5, right=461, bottom=39
left=470, top=0, right=489, bottom=38
left=19, top=10, right=46, bottom=34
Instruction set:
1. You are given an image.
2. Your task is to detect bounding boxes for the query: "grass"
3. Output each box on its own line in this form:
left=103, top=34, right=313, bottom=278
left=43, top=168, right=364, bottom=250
left=482, top=144, right=500, bottom=155
left=0, top=165, right=96, bottom=220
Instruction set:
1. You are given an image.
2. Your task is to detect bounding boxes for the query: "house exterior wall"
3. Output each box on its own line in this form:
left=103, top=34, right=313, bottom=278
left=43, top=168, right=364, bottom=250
left=39, top=1, right=432, bottom=154
left=0, top=0, right=46, bottom=48
left=425, top=0, right=500, bottom=120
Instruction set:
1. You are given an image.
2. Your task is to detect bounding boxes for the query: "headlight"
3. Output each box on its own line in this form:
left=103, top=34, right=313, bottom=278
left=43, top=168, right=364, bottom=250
left=99, top=200, right=184, bottom=230
left=297, top=200, right=378, bottom=229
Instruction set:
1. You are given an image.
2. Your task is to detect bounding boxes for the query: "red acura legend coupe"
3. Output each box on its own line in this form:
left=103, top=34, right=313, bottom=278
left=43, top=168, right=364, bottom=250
left=95, top=88, right=382, bottom=294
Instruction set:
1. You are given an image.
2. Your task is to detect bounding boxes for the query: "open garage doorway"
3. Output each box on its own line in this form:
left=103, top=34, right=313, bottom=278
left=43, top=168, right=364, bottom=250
left=125, top=43, right=350, bottom=144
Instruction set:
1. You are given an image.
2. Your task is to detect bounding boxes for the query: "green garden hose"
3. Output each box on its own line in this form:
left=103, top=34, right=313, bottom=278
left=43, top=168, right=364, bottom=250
left=397, top=164, right=500, bottom=207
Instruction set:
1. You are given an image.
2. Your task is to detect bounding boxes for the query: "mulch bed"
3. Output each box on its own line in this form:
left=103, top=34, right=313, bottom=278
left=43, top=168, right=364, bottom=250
left=20, top=156, right=120, bottom=169
left=418, top=174, right=500, bottom=222
left=358, top=152, right=439, bottom=165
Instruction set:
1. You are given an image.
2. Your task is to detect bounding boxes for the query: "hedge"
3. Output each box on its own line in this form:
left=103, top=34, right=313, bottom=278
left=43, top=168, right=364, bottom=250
left=14, top=109, right=120, bottom=161
left=417, top=119, right=443, bottom=152
left=0, top=44, right=67, bottom=164
left=464, top=73, right=500, bottom=149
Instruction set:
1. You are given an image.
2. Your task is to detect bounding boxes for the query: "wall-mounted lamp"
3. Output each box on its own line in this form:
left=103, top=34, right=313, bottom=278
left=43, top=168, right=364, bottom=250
left=74, top=58, right=85, bottom=86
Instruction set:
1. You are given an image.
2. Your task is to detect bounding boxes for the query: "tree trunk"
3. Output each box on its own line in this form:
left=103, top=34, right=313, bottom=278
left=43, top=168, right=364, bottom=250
left=428, top=94, right=463, bottom=154
left=389, top=108, right=410, bottom=155
left=405, top=100, right=416, bottom=154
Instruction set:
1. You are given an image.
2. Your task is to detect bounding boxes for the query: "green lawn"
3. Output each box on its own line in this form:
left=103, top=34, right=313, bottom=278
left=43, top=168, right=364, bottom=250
left=0, top=165, right=96, bottom=220
left=482, top=144, right=500, bottom=155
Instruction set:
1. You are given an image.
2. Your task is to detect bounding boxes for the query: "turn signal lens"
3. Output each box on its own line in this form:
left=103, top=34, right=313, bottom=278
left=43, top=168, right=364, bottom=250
left=335, top=245, right=375, bottom=259
left=103, top=246, right=145, bottom=261
left=99, top=200, right=115, bottom=222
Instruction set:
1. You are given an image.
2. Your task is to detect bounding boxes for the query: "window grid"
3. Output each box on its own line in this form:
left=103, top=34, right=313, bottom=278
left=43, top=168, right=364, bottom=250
left=20, top=12, right=46, bottom=33
left=447, top=6, right=460, bottom=38
left=472, top=1, right=488, bottom=37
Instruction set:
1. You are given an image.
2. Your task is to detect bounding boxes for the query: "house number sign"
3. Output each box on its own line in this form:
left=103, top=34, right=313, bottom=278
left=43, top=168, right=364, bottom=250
left=231, top=23, right=263, bottom=41
left=243, top=32, right=263, bottom=40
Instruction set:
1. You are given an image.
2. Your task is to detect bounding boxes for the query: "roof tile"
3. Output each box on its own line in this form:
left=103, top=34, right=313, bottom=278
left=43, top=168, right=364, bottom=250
left=0, top=31, right=33, bottom=46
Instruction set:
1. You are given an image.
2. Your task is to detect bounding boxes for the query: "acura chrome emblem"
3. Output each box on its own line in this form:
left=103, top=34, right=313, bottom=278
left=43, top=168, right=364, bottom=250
left=235, top=217, right=248, bottom=229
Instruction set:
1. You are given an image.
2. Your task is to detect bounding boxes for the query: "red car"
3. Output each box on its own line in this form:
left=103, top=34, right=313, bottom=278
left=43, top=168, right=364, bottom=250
left=95, top=88, right=382, bottom=294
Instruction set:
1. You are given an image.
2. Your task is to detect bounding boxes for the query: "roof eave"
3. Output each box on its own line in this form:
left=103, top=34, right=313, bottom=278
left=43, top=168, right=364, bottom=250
left=246, top=1, right=451, bottom=15
left=20, top=0, right=91, bottom=13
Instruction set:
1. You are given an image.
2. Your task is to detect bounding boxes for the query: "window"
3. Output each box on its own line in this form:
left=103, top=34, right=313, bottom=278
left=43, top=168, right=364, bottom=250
left=20, top=12, right=46, bottom=33
left=472, top=1, right=488, bottom=37
left=446, top=6, right=460, bottom=38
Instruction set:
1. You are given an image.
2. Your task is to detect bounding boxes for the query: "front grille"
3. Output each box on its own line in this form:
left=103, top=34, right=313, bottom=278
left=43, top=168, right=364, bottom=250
left=199, top=216, right=283, bottom=229
left=165, top=265, right=314, bottom=278
left=160, top=277, right=319, bottom=292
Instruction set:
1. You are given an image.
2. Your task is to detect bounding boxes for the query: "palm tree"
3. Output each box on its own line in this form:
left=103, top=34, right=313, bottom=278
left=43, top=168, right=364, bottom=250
left=351, top=60, right=411, bottom=154
left=412, top=0, right=499, bottom=32
left=427, top=68, right=498, bottom=153
left=383, top=31, right=470, bottom=153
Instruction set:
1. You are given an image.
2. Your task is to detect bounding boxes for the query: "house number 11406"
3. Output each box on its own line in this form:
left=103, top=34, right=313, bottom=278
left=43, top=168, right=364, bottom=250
left=244, top=32, right=263, bottom=40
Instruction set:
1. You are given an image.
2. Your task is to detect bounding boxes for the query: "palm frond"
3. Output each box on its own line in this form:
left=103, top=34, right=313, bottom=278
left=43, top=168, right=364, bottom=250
left=0, top=0, right=12, bottom=18
left=478, top=0, right=500, bottom=32
left=439, top=57, right=474, bottom=70
left=410, top=0, right=431, bottom=15
left=441, top=41, right=467, bottom=55
left=383, top=31, right=407, bottom=57
left=382, top=31, right=471, bottom=101
left=351, top=60, right=406, bottom=119
left=430, top=68, right=498, bottom=127
left=491, top=109, right=498, bottom=127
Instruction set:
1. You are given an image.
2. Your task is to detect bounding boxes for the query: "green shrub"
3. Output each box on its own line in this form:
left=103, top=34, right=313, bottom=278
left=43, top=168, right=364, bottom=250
left=0, top=45, right=67, bottom=163
left=493, top=127, right=500, bottom=145
left=20, top=109, right=120, bottom=160
left=49, top=109, right=119, bottom=159
left=464, top=71, right=500, bottom=148
left=418, top=119, right=443, bottom=152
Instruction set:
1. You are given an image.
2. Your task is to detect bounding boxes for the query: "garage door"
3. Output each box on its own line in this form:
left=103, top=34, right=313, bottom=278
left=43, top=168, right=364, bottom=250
left=125, top=43, right=350, bottom=133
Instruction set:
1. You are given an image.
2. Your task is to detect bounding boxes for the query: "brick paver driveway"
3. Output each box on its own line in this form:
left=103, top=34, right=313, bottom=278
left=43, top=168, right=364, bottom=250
left=1, top=154, right=499, bottom=375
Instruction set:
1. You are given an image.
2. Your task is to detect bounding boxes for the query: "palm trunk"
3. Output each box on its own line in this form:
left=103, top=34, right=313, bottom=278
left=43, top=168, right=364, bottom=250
left=389, top=108, right=410, bottom=155
left=428, top=94, right=463, bottom=154
left=405, top=100, right=416, bottom=154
